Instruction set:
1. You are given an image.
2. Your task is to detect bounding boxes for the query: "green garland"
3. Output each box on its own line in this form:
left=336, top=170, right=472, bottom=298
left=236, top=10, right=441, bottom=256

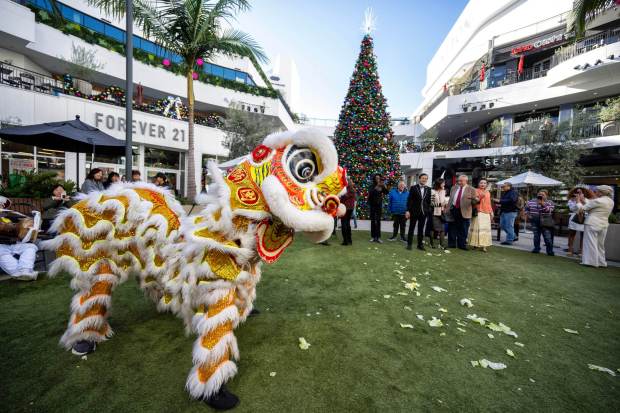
left=402, top=133, right=501, bottom=153
left=32, top=7, right=278, bottom=100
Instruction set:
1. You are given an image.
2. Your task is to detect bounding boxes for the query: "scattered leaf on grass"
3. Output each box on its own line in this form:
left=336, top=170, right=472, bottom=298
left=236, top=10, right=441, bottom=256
left=440, top=332, right=446, bottom=336
left=588, top=364, right=616, bottom=376
left=81, top=356, right=87, bottom=361
left=479, top=359, right=507, bottom=370
left=383, top=295, right=391, bottom=299
left=487, top=333, right=494, bottom=339
left=457, top=327, right=467, bottom=333
left=431, top=286, right=447, bottom=293
left=269, top=372, right=277, bottom=377
left=515, top=342, right=525, bottom=347
left=460, top=298, right=474, bottom=308
left=563, top=328, right=579, bottom=335
left=397, top=292, right=408, bottom=296
left=506, top=349, right=516, bottom=358
left=529, top=378, right=536, bottom=383
left=466, top=314, right=488, bottom=325
left=438, top=308, right=448, bottom=313
left=470, top=360, right=480, bottom=367
left=404, top=282, right=419, bottom=291
left=428, top=317, right=444, bottom=327
left=416, top=314, right=424, bottom=321
left=404, top=306, right=412, bottom=311
left=400, top=323, right=414, bottom=329
left=298, top=337, right=311, bottom=350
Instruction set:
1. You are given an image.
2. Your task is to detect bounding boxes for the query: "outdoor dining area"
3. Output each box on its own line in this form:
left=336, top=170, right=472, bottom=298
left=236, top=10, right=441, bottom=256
left=0, top=61, right=63, bottom=94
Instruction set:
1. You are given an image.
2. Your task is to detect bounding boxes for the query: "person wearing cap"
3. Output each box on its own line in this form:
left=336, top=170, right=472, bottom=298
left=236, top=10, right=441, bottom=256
left=578, top=185, right=615, bottom=267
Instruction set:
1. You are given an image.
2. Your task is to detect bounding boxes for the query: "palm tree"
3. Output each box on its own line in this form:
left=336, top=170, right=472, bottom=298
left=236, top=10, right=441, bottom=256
left=568, top=0, right=615, bottom=37
left=88, top=0, right=267, bottom=199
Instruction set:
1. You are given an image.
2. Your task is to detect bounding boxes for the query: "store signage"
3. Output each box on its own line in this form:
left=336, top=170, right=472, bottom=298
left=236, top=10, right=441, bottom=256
left=510, top=32, right=572, bottom=55
left=94, top=112, right=186, bottom=144
left=483, top=155, right=521, bottom=168
left=9, top=158, right=35, bottom=172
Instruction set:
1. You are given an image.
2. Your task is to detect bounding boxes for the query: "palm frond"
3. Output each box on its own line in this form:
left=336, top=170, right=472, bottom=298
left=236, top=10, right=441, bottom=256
left=214, top=29, right=268, bottom=63
left=568, top=0, right=613, bottom=36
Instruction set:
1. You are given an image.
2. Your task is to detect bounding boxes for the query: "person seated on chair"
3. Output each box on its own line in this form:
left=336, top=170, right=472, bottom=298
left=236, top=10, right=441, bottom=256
left=42, top=184, right=75, bottom=231
left=0, top=207, right=41, bottom=281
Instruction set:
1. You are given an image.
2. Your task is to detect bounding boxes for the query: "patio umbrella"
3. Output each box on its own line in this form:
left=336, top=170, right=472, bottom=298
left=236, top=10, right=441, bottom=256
left=496, top=170, right=563, bottom=188
left=0, top=115, right=127, bottom=190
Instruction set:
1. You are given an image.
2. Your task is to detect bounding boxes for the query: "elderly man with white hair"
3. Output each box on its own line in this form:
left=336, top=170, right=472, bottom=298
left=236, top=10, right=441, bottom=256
left=578, top=185, right=615, bottom=267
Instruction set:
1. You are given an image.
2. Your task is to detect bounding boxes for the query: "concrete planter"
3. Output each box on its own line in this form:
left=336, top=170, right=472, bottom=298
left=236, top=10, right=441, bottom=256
left=605, top=223, right=620, bottom=261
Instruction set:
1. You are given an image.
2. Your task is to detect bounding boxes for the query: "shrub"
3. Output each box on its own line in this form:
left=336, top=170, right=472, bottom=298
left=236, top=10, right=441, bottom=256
left=1, top=171, right=76, bottom=199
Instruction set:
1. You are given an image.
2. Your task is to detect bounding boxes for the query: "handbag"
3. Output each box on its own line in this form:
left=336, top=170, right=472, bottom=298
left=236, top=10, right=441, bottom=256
left=571, top=211, right=585, bottom=225
left=540, top=212, right=554, bottom=228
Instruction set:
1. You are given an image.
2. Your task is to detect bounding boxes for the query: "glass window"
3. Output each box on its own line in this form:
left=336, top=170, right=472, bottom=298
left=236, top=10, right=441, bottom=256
left=83, top=15, right=104, bottom=34
left=203, top=63, right=213, bottom=75
left=60, top=5, right=82, bottom=24
left=171, top=53, right=183, bottom=64
left=132, top=35, right=142, bottom=50
left=144, top=147, right=180, bottom=170
left=37, top=156, right=65, bottom=179
left=235, top=72, right=247, bottom=83
left=211, top=65, right=224, bottom=78
left=104, top=24, right=125, bottom=43
left=33, top=0, right=52, bottom=11
left=246, top=76, right=256, bottom=86
left=141, top=40, right=157, bottom=55
left=223, top=68, right=236, bottom=81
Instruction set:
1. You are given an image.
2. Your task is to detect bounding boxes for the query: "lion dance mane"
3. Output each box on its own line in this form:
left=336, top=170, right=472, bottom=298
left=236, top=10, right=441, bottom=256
left=43, top=129, right=347, bottom=400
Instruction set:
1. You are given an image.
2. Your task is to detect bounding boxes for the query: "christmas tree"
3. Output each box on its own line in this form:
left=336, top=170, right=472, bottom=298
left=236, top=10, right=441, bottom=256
left=333, top=19, right=401, bottom=219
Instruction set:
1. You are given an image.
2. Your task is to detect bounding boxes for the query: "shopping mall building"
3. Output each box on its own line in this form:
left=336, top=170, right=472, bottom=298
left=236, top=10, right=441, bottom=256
left=400, top=0, right=620, bottom=205
left=0, top=0, right=297, bottom=195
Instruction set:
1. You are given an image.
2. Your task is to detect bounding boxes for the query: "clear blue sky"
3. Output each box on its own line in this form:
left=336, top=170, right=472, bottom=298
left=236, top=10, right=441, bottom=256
left=236, top=0, right=468, bottom=120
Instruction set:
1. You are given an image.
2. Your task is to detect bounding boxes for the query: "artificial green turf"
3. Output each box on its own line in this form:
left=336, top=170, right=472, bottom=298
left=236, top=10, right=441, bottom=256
left=1, top=231, right=619, bottom=412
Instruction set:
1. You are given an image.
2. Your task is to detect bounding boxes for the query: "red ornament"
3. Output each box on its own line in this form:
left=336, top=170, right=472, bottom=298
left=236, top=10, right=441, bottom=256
left=251, top=144, right=271, bottom=163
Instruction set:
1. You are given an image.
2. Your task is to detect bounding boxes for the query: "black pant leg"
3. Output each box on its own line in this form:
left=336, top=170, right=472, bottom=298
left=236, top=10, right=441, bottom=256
left=417, top=215, right=426, bottom=247
left=407, top=216, right=416, bottom=246
left=341, top=210, right=352, bottom=244
left=392, top=215, right=399, bottom=237
left=399, top=215, right=406, bottom=239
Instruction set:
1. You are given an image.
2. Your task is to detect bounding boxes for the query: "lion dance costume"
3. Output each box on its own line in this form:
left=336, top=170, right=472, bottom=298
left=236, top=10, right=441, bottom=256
left=44, top=129, right=347, bottom=402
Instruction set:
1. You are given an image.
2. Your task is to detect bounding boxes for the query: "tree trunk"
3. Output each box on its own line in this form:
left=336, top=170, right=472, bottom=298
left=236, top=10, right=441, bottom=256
left=186, top=70, right=197, bottom=200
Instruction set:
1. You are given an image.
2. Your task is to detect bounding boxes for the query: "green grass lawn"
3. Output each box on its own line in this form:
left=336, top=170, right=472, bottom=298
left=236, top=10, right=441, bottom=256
left=1, top=231, right=619, bottom=412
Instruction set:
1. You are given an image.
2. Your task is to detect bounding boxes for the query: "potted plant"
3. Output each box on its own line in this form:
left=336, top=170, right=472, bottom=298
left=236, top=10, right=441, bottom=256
left=599, top=97, right=620, bottom=136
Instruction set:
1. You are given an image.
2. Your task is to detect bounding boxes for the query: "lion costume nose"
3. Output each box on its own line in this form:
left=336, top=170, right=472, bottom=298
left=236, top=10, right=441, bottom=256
left=321, top=195, right=341, bottom=217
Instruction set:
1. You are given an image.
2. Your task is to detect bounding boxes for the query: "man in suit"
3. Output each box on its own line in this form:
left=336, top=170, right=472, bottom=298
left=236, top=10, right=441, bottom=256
left=405, top=173, right=431, bottom=251
left=448, top=174, right=478, bottom=250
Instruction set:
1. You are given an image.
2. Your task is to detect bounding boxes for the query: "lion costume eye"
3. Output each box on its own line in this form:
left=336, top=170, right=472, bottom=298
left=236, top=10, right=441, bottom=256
left=286, top=145, right=320, bottom=184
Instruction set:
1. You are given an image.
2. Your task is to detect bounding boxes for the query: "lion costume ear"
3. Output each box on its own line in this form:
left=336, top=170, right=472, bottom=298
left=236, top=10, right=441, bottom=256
left=255, top=217, right=294, bottom=263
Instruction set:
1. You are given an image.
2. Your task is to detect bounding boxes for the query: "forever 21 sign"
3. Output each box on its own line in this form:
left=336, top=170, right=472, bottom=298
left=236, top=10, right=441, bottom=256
left=94, top=112, right=186, bottom=143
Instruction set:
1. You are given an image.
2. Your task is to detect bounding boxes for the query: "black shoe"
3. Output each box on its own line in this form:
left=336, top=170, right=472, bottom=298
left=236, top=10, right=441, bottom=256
left=250, top=308, right=260, bottom=316
left=388, top=236, right=397, bottom=241
left=500, top=241, right=512, bottom=245
left=204, top=384, right=239, bottom=410
left=531, top=249, right=540, bottom=254
left=400, top=238, right=407, bottom=243
left=514, top=238, right=519, bottom=242
left=406, top=244, right=413, bottom=250
left=417, top=245, right=425, bottom=251
left=71, top=340, right=96, bottom=356
left=320, top=241, right=330, bottom=246
left=341, top=242, right=350, bottom=246
left=547, top=252, right=555, bottom=256
left=458, top=247, right=468, bottom=251
left=375, top=239, right=383, bottom=244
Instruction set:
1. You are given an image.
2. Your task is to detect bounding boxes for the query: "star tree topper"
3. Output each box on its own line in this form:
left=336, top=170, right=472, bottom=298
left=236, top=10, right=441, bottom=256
left=361, top=7, right=377, bottom=35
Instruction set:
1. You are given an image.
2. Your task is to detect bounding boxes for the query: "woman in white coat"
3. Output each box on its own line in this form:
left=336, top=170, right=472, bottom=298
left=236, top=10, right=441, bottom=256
left=579, top=185, right=615, bottom=267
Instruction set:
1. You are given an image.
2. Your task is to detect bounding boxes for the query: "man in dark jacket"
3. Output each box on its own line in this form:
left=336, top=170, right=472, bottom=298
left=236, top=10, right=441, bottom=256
left=368, top=174, right=388, bottom=243
left=405, top=173, right=431, bottom=251
left=498, top=182, right=519, bottom=245
left=388, top=180, right=409, bottom=242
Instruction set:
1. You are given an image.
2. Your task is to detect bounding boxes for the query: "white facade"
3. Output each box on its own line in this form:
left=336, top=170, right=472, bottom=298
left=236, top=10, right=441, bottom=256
left=402, top=0, right=620, bottom=186
left=267, top=54, right=301, bottom=114
left=0, top=0, right=297, bottom=195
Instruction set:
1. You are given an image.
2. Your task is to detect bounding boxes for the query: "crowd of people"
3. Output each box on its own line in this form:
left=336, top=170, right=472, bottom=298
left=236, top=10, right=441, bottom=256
left=334, top=173, right=615, bottom=268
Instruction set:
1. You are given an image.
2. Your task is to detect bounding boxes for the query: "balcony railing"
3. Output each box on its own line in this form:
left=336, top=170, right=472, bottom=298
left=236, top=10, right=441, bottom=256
left=0, top=63, right=225, bottom=129
left=551, top=27, right=620, bottom=67
left=0, top=62, right=63, bottom=94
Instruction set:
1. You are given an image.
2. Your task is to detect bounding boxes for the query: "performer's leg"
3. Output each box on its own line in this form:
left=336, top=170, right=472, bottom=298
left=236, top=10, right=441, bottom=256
left=0, top=245, right=19, bottom=276
left=187, top=287, right=240, bottom=409
left=61, top=261, right=119, bottom=352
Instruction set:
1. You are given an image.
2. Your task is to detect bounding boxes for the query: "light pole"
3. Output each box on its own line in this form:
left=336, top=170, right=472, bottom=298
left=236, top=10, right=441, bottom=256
left=125, top=0, right=133, bottom=179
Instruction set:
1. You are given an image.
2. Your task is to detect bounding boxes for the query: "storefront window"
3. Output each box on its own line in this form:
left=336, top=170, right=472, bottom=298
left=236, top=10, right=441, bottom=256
left=512, top=109, right=559, bottom=146
left=37, top=148, right=66, bottom=179
left=144, top=147, right=180, bottom=170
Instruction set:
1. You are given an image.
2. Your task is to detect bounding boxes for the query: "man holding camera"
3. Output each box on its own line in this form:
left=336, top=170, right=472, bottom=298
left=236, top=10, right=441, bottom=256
left=525, top=190, right=555, bottom=256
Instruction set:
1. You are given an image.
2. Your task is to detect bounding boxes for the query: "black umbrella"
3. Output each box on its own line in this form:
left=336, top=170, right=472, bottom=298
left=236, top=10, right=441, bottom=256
left=0, top=115, right=128, bottom=190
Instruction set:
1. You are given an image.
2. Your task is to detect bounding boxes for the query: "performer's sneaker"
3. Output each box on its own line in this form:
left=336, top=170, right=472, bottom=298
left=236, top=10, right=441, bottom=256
left=204, top=385, right=239, bottom=410
left=71, top=340, right=96, bottom=356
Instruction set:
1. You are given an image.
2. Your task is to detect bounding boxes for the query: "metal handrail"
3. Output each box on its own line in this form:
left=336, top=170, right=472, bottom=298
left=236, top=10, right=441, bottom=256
left=0, top=62, right=63, bottom=94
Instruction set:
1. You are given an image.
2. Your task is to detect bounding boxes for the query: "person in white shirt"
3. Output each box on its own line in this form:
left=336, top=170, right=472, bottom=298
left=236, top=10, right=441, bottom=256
left=578, top=185, right=615, bottom=267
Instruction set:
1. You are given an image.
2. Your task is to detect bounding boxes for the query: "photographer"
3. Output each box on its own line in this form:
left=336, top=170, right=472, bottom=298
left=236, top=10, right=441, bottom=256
left=525, top=189, right=555, bottom=256
left=42, top=184, right=74, bottom=231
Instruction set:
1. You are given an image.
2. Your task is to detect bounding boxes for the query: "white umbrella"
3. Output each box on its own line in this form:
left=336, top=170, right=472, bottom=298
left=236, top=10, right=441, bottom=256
left=496, top=171, right=563, bottom=188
